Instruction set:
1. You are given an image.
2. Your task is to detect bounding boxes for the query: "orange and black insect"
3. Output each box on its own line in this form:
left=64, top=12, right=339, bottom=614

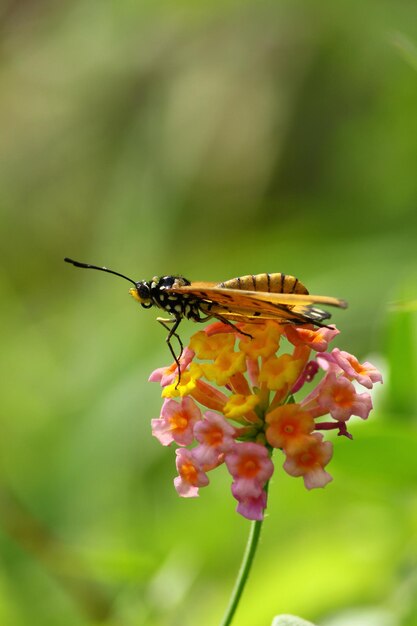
left=64, top=257, right=347, bottom=374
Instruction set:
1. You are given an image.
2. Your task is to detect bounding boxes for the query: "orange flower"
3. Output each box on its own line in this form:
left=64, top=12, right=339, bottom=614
left=265, top=403, right=315, bottom=454
left=190, top=379, right=228, bottom=412
left=283, top=433, right=333, bottom=489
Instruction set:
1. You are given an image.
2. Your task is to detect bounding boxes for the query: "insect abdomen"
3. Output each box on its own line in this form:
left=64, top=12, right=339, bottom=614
left=218, top=273, right=308, bottom=294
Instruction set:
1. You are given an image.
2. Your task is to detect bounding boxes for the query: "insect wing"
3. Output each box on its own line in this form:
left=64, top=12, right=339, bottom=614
left=199, top=301, right=332, bottom=325
left=166, top=284, right=347, bottom=313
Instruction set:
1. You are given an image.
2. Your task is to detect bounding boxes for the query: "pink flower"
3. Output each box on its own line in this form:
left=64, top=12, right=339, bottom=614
left=151, top=397, right=201, bottom=446
left=231, top=485, right=267, bottom=521
left=225, top=442, right=274, bottom=520
left=283, top=433, right=333, bottom=489
left=174, top=448, right=209, bottom=497
left=315, top=352, right=341, bottom=372
left=225, top=442, right=274, bottom=484
left=327, top=349, right=383, bottom=389
left=285, top=325, right=340, bottom=352
left=148, top=347, right=195, bottom=387
left=192, top=411, right=236, bottom=469
left=316, top=371, right=373, bottom=421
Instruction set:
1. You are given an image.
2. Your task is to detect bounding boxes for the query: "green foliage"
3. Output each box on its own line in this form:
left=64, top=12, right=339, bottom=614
left=1, top=1, right=417, bottom=625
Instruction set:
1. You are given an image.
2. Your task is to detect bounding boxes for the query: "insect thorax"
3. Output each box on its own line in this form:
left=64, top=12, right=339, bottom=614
left=133, top=275, right=200, bottom=319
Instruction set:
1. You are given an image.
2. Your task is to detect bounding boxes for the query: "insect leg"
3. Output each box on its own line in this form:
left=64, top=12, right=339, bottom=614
left=194, top=313, right=213, bottom=323
left=195, top=305, right=252, bottom=338
left=157, top=317, right=184, bottom=357
left=209, top=313, right=253, bottom=339
left=157, top=316, right=183, bottom=385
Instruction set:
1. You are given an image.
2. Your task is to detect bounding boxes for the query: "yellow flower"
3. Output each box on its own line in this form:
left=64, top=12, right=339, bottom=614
left=223, top=394, right=260, bottom=419
left=258, top=354, right=305, bottom=392
left=238, top=321, right=283, bottom=359
left=199, top=350, right=246, bottom=386
left=189, top=330, right=235, bottom=360
left=162, top=364, right=202, bottom=398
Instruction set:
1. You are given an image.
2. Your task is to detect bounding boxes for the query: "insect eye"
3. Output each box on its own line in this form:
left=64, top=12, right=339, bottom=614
left=136, top=282, right=150, bottom=301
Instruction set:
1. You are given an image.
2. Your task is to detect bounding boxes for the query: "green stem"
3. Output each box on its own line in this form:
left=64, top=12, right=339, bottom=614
left=219, top=481, right=269, bottom=626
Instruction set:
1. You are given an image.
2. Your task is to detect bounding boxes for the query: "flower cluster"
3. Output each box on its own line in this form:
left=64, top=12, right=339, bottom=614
left=149, top=321, right=382, bottom=520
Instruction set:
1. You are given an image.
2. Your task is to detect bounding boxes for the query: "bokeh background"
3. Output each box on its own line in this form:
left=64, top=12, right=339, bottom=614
left=1, top=1, right=417, bottom=625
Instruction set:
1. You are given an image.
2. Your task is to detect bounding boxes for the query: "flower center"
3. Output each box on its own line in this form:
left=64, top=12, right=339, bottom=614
left=351, top=360, right=366, bottom=375
left=169, top=412, right=188, bottom=431
left=300, top=452, right=314, bottom=467
left=239, top=458, right=259, bottom=478
left=181, top=462, right=198, bottom=484
left=207, top=429, right=223, bottom=445
left=333, top=387, right=355, bottom=407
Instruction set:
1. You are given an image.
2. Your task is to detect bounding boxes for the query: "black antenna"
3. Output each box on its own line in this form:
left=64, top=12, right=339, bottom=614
left=64, top=257, right=137, bottom=286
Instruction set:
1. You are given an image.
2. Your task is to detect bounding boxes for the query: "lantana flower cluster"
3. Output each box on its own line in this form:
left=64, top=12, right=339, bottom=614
left=150, top=320, right=382, bottom=521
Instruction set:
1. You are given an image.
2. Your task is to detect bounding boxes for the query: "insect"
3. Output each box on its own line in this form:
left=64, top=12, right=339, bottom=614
left=64, top=257, right=347, bottom=377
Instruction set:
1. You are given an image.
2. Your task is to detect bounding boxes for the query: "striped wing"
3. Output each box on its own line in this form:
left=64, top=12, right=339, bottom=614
left=197, top=302, right=333, bottom=325
left=167, top=284, right=347, bottom=313
left=166, top=284, right=346, bottom=326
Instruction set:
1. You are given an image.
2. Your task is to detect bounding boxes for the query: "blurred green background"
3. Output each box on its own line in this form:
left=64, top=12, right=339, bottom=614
left=1, top=1, right=417, bottom=625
